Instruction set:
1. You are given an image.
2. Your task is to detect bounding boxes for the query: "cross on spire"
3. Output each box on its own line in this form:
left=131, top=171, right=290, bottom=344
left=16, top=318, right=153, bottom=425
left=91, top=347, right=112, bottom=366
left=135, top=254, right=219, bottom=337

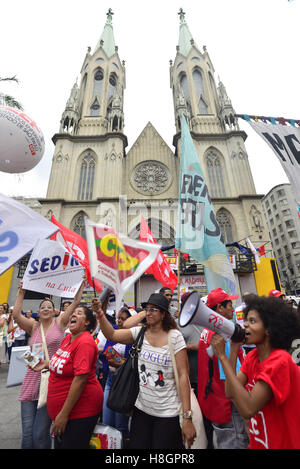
left=178, top=8, right=186, bottom=22
left=106, top=8, right=114, bottom=22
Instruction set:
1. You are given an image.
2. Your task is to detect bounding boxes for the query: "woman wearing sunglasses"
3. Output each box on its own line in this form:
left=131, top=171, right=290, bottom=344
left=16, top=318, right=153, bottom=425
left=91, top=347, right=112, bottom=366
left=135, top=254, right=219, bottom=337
left=92, top=293, right=196, bottom=449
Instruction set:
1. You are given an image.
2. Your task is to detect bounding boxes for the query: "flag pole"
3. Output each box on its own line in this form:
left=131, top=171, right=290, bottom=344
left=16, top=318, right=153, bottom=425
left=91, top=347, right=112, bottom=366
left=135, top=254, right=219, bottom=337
left=177, top=249, right=181, bottom=314
left=138, top=278, right=141, bottom=307
left=92, top=278, right=97, bottom=297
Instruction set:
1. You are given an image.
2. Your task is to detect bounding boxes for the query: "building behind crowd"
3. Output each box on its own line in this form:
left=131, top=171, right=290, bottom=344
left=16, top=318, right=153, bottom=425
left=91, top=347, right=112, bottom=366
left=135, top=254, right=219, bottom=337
left=6, top=9, right=274, bottom=309
left=262, top=183, right=300, bottom=295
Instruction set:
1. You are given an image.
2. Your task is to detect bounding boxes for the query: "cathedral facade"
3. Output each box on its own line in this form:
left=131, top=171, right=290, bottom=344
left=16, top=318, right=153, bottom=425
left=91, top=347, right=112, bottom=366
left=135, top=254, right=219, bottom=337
left=37, top=9, right=270, bottom=299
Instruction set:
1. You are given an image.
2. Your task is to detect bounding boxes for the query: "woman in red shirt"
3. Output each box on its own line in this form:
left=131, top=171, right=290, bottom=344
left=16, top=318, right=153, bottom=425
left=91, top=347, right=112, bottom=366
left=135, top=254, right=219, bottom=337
left=211, top=295, right=300, bottom=449
left=36, top=305, right=103, bottom=449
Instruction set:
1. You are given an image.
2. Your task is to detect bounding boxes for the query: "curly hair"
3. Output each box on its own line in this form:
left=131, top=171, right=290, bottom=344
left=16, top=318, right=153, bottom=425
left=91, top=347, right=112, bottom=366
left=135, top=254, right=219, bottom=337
left=244, top=295, right=300, bottom=350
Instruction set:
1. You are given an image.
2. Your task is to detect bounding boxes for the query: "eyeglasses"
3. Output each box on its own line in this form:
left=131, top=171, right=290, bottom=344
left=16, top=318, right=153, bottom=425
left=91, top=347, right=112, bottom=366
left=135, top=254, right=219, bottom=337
left=145, top=307, right=160, bottom=313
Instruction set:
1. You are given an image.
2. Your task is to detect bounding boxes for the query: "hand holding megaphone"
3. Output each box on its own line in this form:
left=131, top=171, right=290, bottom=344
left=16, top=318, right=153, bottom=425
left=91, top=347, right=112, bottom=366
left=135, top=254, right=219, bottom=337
left=179, top=291, right=245, bottom=343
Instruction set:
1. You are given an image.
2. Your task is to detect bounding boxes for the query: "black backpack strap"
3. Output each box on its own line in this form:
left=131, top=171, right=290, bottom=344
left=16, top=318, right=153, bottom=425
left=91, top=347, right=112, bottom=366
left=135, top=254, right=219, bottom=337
left=130, top=326, right=145, bottom=357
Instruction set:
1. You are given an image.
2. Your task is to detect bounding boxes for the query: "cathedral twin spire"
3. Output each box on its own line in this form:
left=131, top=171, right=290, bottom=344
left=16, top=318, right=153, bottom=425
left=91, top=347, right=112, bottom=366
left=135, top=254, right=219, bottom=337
left=60, top=8, right=237, bottom=137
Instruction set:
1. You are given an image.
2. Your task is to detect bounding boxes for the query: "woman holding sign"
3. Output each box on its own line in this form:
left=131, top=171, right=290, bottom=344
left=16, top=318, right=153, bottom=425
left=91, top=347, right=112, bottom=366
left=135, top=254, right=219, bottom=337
left=13, top=275, right=86, bottom=449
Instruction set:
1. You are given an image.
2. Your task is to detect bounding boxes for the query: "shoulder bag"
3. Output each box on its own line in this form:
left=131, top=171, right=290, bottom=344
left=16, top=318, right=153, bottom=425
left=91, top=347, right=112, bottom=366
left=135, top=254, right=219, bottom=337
left=168, top=330, right=208, bottom=449
left=37, top=323, right=50, bottom=409
left=107, top=326, right=145, bottom=414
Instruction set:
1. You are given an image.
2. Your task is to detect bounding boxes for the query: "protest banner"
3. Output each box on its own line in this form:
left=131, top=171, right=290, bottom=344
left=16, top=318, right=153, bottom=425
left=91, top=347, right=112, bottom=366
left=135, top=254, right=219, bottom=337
left=0, top=193, right=57, bottom=275
left=175, top=115, right=237, bottom=295
left=85, top=219, right=160, bottom=310
left=140, top=216, right=177, bottom=291
left=22, top=239, right=85, bottom=298
left=50, top=215, right=102, bottom=293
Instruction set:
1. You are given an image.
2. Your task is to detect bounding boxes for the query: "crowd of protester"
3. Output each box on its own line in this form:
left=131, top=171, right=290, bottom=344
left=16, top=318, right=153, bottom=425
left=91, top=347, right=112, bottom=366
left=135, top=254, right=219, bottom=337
left=4, top=282, right=300, bottom=450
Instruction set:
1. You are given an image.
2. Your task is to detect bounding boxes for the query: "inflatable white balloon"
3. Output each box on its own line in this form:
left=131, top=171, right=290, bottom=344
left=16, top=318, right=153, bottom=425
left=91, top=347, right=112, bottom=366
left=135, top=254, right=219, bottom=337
left=0, top=106, right=45, bottom=173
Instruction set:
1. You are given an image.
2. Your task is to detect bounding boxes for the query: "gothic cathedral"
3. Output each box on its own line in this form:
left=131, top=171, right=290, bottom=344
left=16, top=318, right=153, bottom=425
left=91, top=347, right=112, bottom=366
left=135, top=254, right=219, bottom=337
left=39, top=9, right=270, bottom=294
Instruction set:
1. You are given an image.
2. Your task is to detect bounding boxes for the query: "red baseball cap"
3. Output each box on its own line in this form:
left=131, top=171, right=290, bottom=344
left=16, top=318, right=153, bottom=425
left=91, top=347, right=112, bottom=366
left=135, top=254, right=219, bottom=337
left=206, top=288, right=239, bottom=309
left=268, top=289, right=285, bottom=298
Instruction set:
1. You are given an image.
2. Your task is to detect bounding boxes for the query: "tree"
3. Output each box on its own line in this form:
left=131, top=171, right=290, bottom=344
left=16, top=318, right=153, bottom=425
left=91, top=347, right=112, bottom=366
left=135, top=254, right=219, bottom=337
left=0, top=76, right=23, bottom=110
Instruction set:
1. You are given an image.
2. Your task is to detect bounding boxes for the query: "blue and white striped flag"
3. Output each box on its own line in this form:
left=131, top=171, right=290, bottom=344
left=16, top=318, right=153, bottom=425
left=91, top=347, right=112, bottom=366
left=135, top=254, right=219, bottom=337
left=175, top=115, right=238, bottom=295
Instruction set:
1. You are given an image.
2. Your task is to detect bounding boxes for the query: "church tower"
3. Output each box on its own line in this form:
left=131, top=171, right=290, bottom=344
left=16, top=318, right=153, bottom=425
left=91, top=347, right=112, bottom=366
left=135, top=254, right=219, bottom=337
left=46, top=8, right=127, bottom=208
left=170, top=9, right=268, bottom=250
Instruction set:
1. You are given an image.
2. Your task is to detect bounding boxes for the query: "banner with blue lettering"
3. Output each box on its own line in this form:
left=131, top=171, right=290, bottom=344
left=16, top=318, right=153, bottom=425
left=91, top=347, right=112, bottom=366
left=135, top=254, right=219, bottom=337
left=175, top=115, right=237, bottom=294
left=248, top=120, right=300, bottom=215
left=23, top=239, right=85, bottom=297
left=0, top=193, right=58, bottom=275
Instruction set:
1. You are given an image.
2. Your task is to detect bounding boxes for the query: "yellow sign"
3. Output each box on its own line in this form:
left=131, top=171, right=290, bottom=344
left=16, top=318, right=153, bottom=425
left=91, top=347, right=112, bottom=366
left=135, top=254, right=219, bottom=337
left=0, top=266, right=14, bottom=303
left=254, top=258, right=282, bottom=296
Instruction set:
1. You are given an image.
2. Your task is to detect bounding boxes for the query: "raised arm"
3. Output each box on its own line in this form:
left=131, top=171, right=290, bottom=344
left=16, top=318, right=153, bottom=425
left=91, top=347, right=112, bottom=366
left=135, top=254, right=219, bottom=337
left=123, top=309, right=146, bottom=328
left=211, top=333, right=273, bottom=419
left=12, top=281, right=36, bottom=335
left=57, top=274, right=87, bottom=330
left=91, top=298, right=134, bottom=345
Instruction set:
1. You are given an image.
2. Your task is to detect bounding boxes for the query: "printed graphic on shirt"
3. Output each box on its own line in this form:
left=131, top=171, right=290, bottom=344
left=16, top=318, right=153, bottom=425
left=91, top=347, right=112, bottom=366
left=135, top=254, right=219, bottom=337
left=249, top=411, right=269, bottom=449
left=139, top=364, right=165, bottom=387
left=200, top=329, right=209, bottom=344
left=50, top=347, right=70, bottom=375
left=246, top=378, right=269, bottom=448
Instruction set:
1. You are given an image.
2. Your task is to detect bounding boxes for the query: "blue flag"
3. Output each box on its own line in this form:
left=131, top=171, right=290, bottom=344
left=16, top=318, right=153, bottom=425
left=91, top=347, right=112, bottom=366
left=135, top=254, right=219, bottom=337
left=175, top=115, right=237, bottom=295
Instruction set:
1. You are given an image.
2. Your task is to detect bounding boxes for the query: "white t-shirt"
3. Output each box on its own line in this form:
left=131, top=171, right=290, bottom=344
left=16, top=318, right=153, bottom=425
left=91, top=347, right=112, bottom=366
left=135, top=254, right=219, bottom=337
left=130, top=326, right=186, bottom=418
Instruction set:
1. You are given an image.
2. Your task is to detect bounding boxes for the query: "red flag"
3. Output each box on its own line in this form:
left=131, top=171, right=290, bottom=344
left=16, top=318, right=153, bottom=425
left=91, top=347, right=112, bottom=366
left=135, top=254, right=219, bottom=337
left=256, top=245, right=265, bottom=256
left=50, top=215, right=102, bottom=293
left=140, top=216, right=177, bottom=291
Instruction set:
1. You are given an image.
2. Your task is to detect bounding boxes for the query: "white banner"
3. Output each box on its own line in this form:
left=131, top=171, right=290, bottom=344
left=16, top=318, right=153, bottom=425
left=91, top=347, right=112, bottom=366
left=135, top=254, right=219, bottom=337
left=23, top=239, right=84, bottom=298
left=249, top=121, right=300, bottom=207
left=0, top=193, right=58, bottom=275
left=85, top=219, right=160, bottom=311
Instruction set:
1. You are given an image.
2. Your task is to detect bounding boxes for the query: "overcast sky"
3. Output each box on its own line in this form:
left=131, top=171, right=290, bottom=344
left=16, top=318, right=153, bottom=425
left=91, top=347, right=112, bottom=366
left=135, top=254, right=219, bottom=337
left=1, top=0, right=298, bottom=199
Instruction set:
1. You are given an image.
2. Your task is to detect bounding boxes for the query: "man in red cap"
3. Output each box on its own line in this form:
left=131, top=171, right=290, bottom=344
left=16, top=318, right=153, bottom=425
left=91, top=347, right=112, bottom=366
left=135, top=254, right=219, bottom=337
left=268, top=289, right=285, bottom=299
left=197, top=288, right=249, bottom=449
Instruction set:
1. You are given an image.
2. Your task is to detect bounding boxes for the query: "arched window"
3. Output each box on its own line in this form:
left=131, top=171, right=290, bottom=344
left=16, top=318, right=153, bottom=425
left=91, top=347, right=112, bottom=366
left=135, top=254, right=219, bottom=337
left=179, top=73, right=192, bottom=117
left=90, top=97, right=100, bottom=116
left=71, top=212, right=87, bottom=239
left=193, top=68, right=208, bottom=114
left=90, top=68, right=103, bottom=116
left=107, top=72, right=117, bottom=102
left=77, top=154, right=95, bottom=200
left=206, top=151, right=226, bottom=197
left=217, top=209, right=233, bottom=245
left=129, top=219, right=175, bottom=246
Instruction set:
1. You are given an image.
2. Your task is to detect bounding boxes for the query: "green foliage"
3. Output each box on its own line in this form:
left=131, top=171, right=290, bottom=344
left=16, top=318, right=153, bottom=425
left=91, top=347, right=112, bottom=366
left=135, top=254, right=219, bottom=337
left=0, top=76, right=23, bottom=110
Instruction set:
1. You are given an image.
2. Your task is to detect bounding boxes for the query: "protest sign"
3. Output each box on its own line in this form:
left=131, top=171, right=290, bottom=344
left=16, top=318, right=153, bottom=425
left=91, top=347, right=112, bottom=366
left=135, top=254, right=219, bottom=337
left=85, top=219, right=160, bottom=310
left=23, top=239, right=84, bottom=298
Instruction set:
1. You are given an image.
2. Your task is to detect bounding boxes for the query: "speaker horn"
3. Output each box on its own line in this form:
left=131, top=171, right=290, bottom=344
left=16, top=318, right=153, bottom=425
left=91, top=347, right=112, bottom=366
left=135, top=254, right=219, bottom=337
left=179, top=291, right=245, bottom=342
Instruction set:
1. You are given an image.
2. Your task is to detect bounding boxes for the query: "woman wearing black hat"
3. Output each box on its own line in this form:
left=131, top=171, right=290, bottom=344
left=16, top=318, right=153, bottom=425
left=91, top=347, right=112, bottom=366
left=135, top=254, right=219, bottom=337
left=92, top=293, right=196, bottom=449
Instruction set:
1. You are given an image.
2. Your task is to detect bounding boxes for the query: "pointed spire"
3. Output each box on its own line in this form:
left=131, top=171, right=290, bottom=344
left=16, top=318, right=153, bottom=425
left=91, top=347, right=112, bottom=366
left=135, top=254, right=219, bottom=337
left=95, top=8, right=116, bottom=57
left=177, top=8, right=198, bottom=57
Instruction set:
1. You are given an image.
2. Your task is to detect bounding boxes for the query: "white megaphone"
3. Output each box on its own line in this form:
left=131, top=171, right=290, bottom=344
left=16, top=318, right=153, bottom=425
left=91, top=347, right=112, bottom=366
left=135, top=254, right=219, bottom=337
left=179, top=291, right=245, bottom=343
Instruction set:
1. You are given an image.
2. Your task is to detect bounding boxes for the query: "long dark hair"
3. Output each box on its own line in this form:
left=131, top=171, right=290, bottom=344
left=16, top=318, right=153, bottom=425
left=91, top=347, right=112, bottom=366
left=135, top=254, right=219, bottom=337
left=78, top=304, right=96, bottom=333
